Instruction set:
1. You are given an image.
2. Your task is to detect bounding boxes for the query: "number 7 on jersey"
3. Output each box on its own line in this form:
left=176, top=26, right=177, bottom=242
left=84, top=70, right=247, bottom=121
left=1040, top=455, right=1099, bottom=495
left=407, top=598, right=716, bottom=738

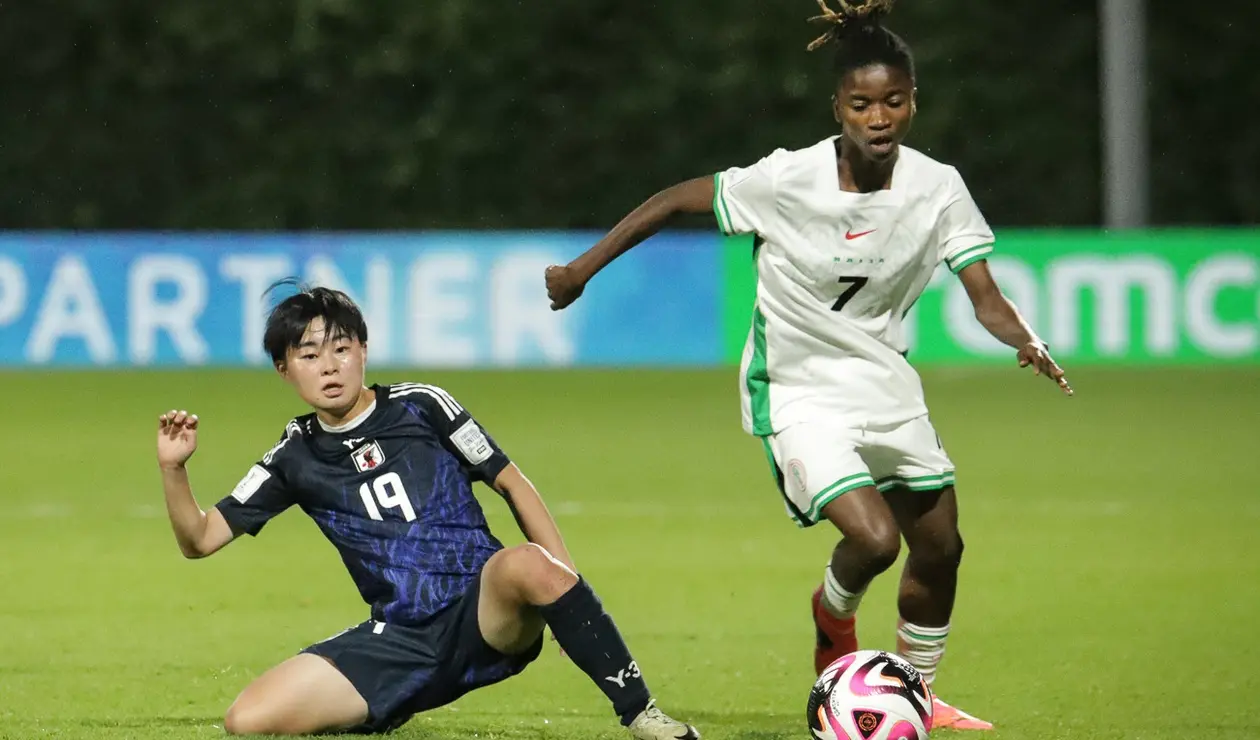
left=832, top=276, right=869, bottom=312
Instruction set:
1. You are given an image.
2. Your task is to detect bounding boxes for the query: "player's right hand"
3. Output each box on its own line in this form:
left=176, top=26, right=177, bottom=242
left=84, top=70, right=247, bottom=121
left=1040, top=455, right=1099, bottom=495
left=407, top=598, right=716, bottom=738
left=545, top=263, right=586, bottom=310
left=157, top=409, right=200, bottom=468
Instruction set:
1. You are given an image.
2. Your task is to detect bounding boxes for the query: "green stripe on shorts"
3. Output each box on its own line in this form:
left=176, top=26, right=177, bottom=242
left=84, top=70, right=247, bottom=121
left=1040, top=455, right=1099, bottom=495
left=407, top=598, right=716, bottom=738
left=875, top=471, right=957, bottom=492
left=759, top=438, right=783, bottom=492
left=806, top=473, right=875, bottom=522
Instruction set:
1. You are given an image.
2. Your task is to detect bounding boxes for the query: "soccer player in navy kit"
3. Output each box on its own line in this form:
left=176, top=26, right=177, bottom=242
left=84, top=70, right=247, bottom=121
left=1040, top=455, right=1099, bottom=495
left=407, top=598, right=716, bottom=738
left=156, top=284, right=698, bottom=738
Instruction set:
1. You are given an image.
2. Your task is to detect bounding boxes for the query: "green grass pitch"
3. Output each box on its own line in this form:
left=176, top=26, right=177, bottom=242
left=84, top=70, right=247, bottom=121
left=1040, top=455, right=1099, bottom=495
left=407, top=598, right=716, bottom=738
left=1, top=366, right=1257, bottom=739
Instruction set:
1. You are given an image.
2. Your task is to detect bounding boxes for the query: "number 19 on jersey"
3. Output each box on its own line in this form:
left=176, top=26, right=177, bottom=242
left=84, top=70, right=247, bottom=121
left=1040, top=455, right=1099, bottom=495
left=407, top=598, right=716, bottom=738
left=359, top=472, right=416, bottom=523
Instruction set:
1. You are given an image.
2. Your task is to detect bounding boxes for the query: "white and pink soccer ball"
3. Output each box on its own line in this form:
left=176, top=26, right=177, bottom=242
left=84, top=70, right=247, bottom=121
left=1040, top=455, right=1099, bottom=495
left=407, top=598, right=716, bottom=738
left=807, top=650, right=934, bottom=740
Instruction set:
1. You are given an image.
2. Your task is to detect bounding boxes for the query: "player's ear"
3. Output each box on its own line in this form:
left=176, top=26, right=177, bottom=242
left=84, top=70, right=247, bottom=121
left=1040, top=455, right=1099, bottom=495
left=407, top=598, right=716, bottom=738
left=832, top=93, right=842, bottom=123
left=274, top=360, right=288, bottom=380
left=911, top=88, right=918, bottom=115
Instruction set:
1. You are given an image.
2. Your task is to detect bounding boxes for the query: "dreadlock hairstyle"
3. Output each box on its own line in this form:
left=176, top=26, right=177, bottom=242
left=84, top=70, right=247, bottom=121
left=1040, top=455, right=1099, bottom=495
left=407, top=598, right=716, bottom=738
left=806, top=0, right=915, bottom=83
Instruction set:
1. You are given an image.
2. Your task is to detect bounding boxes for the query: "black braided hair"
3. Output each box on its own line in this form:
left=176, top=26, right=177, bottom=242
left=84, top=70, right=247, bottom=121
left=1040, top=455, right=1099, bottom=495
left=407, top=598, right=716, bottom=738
left=806, top=0, right=915, bottom=83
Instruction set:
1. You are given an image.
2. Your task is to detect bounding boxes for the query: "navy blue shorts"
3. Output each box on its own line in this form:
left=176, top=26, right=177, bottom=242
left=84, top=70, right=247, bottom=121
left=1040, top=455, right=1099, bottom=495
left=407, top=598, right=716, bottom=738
left=302, top=576, right=543, bottom=734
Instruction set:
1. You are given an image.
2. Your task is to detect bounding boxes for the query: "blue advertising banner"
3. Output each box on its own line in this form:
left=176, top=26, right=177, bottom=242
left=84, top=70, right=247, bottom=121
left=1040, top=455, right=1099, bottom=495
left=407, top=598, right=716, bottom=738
left=0, top=233, right=722, bottom=368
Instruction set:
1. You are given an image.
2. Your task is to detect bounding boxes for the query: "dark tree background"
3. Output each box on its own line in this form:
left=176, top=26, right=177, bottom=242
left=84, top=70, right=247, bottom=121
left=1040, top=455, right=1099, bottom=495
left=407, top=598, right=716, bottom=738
left=1, top=1, right=1252, bottom=229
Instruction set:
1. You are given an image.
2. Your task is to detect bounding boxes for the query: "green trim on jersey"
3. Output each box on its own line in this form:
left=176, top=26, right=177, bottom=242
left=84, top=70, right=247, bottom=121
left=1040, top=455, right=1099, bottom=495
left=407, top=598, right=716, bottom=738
left=946, top=243, right=994, bottom=274
left=746, top=305, right=772, bottom=435
left=806, top=472, right=876, bottom=522
left=713, top=173, right=735, bottom=235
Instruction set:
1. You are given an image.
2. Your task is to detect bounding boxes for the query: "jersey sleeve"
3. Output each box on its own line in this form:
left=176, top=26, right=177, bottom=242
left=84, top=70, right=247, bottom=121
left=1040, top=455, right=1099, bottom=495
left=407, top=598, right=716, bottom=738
left=713, top=149, right=783, bottom=237
left=937, top=168, right=996, bottom=274
left=213, top=424, right=299, bottom=537
left=398, top=384, right=512, bottom=484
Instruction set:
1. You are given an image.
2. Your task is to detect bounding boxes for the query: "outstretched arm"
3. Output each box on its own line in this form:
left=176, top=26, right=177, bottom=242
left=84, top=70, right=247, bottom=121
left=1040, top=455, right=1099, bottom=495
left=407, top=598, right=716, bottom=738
left=492, top=463, right=575, bottom=572
left=956, top=261, right=1073, bottom=396
left=546, top=176, right=716, bottom=310
left=157, top=410, right=237, bottom=558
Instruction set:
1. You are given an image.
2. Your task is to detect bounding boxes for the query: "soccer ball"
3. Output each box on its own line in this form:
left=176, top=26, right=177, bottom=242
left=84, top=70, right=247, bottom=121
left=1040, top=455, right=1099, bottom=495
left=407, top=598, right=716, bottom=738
left=807, top=650, right=934, bottom=740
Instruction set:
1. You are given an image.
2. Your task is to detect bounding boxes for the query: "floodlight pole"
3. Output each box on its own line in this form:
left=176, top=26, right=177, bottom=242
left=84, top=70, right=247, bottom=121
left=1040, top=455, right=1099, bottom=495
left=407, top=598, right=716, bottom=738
left=1100, top=0, right=1149, bottom=228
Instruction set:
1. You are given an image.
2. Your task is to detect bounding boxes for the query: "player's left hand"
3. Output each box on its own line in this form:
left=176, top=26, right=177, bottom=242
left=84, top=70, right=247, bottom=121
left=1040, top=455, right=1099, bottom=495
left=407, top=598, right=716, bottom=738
left=544, top=264, right=586, bottom=310
left=549, top=629, right=566, bottom=658
left=1018, top=341, right=1073, bottom=396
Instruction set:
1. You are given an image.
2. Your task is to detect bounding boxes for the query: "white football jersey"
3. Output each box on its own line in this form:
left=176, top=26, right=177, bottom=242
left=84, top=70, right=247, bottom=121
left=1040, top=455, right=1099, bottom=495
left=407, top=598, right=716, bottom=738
left=715, top=136, right=995, bottom=435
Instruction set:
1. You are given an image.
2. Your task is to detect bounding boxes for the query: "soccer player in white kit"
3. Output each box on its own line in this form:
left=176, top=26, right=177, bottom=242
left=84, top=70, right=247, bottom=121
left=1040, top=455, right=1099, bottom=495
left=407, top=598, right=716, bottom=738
left=545, top=0, right=1071, bottom=730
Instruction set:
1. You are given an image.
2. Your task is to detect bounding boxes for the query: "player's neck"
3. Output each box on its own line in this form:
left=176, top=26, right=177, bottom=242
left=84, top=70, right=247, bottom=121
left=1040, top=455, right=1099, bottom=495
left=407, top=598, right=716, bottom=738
left=315, top=386, right=376, bottom=430
left=836, top=139, right=897, bottom=193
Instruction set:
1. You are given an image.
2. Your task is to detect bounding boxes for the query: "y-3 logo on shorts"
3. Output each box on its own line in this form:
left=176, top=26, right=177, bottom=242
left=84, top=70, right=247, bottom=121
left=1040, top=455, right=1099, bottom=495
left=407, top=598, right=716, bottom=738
left=604, top=660, right=642, bottom=688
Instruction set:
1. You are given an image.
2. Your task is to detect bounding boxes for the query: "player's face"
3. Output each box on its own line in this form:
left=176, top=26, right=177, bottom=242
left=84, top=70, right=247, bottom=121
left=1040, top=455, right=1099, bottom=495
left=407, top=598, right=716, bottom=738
left=277, top=318, right=369, bottom=416
left=833, top=64, right=916, bottom=162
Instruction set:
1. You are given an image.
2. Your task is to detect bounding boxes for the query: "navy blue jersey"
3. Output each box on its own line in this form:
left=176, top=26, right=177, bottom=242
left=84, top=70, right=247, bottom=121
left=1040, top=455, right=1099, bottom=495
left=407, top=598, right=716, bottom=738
left=215, top=383, right=511, bottom=626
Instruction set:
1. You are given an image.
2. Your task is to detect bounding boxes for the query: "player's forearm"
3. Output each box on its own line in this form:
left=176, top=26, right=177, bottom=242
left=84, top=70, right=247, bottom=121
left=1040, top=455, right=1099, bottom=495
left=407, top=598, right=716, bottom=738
left=499, top=484, right=575, bottom=572
left=160, top=465, right=213, bottom=558
left=517, top=507, right=575, bottom=572
left=571, top=177, right=714, bottom=282
left=974, top=295, right=1042, bottom=349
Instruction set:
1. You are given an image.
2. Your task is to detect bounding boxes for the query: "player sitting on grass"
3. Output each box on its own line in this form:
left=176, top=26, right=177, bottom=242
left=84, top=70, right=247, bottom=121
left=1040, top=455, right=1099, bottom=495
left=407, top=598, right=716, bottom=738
left=154, top=282, right=699, bottom=739
left=545, top=0, right=1072, bottom=730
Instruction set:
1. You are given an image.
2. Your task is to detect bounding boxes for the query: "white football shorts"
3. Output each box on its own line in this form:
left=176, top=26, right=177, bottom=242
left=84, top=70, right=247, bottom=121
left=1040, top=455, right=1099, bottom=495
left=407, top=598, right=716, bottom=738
left=759, top=415, right=956, bottom=528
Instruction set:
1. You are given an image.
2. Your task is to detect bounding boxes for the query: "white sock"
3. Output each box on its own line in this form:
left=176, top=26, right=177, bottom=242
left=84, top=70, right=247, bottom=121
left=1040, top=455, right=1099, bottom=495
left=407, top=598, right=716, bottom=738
left=897, top=621, right=949, bottom=686
left=822, top=566, right=866, bottom=619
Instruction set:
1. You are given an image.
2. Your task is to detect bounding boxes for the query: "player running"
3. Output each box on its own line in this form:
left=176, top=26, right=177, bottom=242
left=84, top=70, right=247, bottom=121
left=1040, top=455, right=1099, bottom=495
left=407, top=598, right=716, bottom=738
left=154, top=283, right=699, bottom=739
left=544, top=0, right=1071, bottom=730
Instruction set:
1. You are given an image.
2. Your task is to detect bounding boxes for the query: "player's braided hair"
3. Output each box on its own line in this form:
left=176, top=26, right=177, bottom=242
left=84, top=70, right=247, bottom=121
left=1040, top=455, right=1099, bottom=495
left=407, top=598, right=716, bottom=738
left=806, top=0, right=915, bottom=83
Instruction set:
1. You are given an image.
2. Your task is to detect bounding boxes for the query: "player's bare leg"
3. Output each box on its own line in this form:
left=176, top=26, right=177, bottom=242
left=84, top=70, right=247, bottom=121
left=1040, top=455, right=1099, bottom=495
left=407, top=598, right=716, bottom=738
left=479, top=544, right=699, bottom=740
left=222, top=653, right=369, bottom=735
left=814, top=486, right=902, bottom=674
left=477, top=543, right=553, bottom=654
left=885, top=485, right=992, bottom=730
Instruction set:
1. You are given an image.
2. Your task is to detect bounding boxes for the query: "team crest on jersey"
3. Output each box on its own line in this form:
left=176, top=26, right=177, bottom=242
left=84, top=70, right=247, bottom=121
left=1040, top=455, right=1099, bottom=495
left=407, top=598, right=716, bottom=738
left=350, top=441, right=385, bottom=473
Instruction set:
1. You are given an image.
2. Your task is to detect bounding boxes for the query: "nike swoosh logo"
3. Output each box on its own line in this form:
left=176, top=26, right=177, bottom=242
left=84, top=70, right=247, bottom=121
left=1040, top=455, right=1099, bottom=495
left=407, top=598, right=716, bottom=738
left=845, top=229, right=876, bottom=240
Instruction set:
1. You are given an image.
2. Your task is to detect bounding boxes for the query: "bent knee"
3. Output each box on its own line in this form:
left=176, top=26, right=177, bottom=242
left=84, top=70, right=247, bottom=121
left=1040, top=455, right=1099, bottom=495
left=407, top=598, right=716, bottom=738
left=911, top=531, right=965, bottom=570
left=944, top=531, right=965, bottom=565
left=491, top=544, right=577, bottom=604
left=223, top=700, right=270, bottom=736
left=848, top=524, right=902, bottom=572
left=223, top=654, right=368, bottom=736
left=223, top=697, right=353, bottom=737
left=949, top=532, right=965, bottom=563
left=508, top=543, right=574, bottom=578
